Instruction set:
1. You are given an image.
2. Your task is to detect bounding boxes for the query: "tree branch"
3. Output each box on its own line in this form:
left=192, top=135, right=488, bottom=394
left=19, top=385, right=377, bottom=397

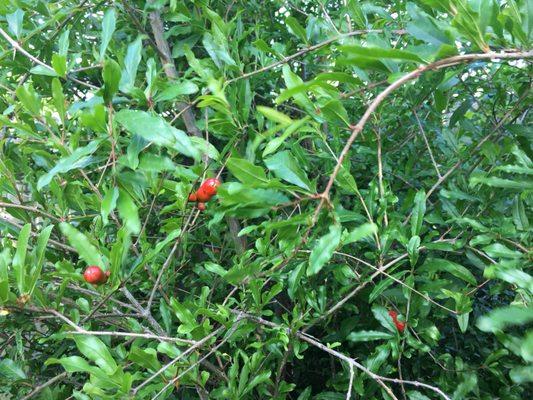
left=240, top=312, right=451, bottom=400
left=317, top=50, right=533, bottom=218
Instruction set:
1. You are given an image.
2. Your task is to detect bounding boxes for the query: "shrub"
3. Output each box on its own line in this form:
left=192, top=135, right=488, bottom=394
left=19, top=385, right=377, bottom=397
left=0, top=1, right=531, bottom=399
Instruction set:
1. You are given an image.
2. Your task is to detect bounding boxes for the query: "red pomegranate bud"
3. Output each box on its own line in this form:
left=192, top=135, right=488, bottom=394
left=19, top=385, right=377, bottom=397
left=388, top=310, right=406, bottom=333
left=395, top=321, right=406, bottom=332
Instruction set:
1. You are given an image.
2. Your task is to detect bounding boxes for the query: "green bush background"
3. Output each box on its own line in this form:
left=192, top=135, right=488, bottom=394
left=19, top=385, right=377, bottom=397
left=0, top=1, right=531, bottom=399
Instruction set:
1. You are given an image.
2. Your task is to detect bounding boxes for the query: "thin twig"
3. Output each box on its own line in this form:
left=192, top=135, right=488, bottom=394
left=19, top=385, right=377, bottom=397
left=227, top=29, right=406, bottom=84
left=0, top=27, right=98, bottom=90
left=146, top=208, right=199, bottom=310
left=333, top=251, right=457, bottom=314
left=413, top=110, right=441, bottom=178
left=131, top=326, right=225, bottom=395
left=152, top=318, right=243, bottom=399
left=346, top=364, right=354, bottom=400
left=0, top=216, right=75, bottom=253
left=20, top=372, right=68, bottom=400
left=0, top=201, right=62, bottom=223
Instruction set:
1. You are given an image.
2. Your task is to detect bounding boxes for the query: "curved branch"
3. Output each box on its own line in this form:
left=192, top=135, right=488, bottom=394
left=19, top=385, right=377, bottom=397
left=0, top=27, right=98, bottom=90
left=321, top=50, right=533, bottom=204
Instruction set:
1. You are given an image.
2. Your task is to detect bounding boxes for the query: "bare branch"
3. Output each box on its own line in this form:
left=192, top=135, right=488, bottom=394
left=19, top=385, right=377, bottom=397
left=226, top=29, right=406, bottom=84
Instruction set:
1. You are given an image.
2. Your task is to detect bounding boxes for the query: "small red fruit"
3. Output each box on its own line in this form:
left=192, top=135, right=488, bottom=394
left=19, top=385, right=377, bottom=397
left=188, top=192, right=197, bottom=202
left=199, top=178, right=221, bottom=197
left=195, top=187, right=212, bottom=202
left=395, top=321, right=406, bottom=332
left=83, top=266, right=109, bottom=285
left=197, top=202, right=206, bottom=211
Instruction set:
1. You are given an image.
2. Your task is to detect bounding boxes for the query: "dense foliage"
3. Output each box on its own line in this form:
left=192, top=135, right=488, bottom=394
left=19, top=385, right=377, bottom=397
left=0, top=1, right=531, bottom=399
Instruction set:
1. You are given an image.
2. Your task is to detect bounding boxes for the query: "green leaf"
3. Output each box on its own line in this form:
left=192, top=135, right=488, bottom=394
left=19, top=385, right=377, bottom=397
left=119, top=37, right=142, bottom=92
left=339, top=45, right=426, bottom=63
left=128, top=347, right=161, bottom=372
left=204, top=262, right=227, bottom=277
left=102, top=59, right=122, bottom=104
left=0, top=250, right=9, bottom=303
left=407, top=235, right=421, bottom=266
left=46, top=356, right=101, bottom=376
left=59, top=223, right=104, bottom=267
left=421, top=258, right=477, bottom=285
left=99, top=9, right=116, bottom=60
left=308, top=224, right=342, bottom=276
left=320, top=99, right=350, bottom=127
left=347, top=330, right=394, bottom=342
left=407, top=391, right=432, bottom=400
left=257, top=106, right=293, bottom=125
left=264, top=151, right=311, bottom=190
left=37, top=140, right=101, bottom=190
left=51, top=54, right=67, bottom=77
left=457, top=312, right=469, bottom=333
left=189, top=136, right=220, bottom=161
left=510, top=365, right=533, bottom=384
left=347, top=0, right=367, bottom=28
left=29, top=65, right=58, bottom=77
left=369, top=271, right=409, bottom=303
left=6, top=9, right=24, bottom=39
left=12, top=223, right=31, bottom=295
left=288, top=262, right=306, bottom=299
left=101, top=186, right=119, bottom=226
left=335, top=162, right=358, bottom=194
left=411, top=190, right=426, bottom=236
left=170, top=298, right=197, bottom=334
left=406, top=4, right=453, bottom=46
left=58, top=29, right=70, bottom=57
left=226, top=157, right=269, bottom=185
left=115, top=110, right=199, bottom=160
left=202, top=32, right=236, bottom=67
left=372, top=305, right=397, bottom=333
left=285, top=16, right=308, bottom=43
left=27, top=225, right=53, bottom=296
left=155, top=81, right=199, bottom=102
left=482, top=243, right=522, bottom=259
left=0, top=359, right=26, bottom=380
left=484, top=263, right=533, bottom=292
left=73, top=335, right=118, bottom=375
left=477, top=306, right=533, bottom=333
left=117, top=189, right=141, bottom=234
left=52, top=78, right=66, bottom=123
left=469, top=174, right=533, bottom=190
left=342, top=223, right=377, bottom=245
left=16, top=83, right=41, bottom=115
left=262, top=117, right=311, bottom=157
left=282, top=65, right=314, bottom=111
